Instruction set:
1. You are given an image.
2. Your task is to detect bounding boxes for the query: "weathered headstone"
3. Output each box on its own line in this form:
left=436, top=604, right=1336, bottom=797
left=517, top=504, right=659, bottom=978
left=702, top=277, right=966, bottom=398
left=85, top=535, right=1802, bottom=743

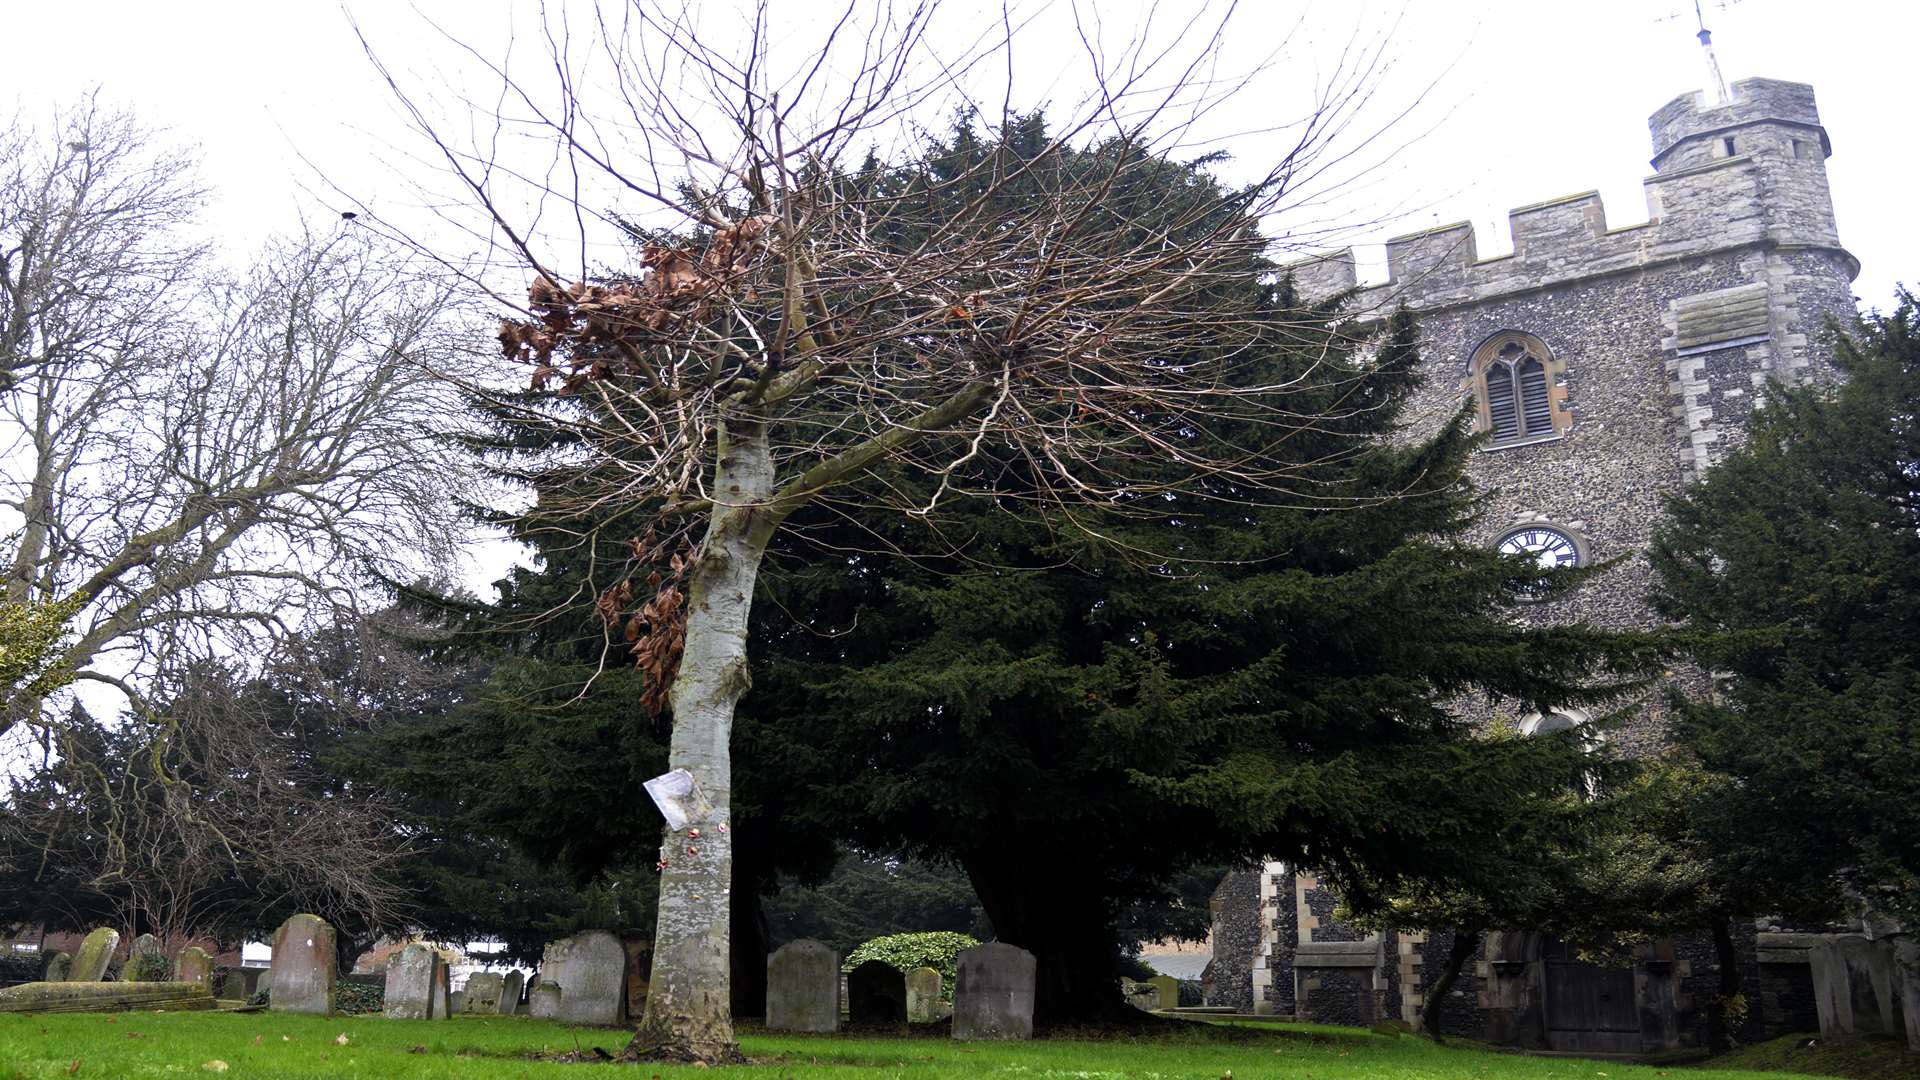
left=43, top=952, right=71, bottom=983
left=268, top=913, right=337, bottom=1016
left=256, top=968, right=275, bottom=997
left=173, top=947, right=213, bottom=987
left=430, top=957, right=451, bottom=1019
left=462, top=971, right=505, bottom=1014
left=1147, top=974, right=1178, bottom=1010
left=765, top=940, right=839, bottom=1033
left=383, top=944, right=442, bottom=1020
left=69, top=928, right=118, bottom=982
left=847, top=960, right=907, bottom=1024
left=528, top=980, right=562, bottom=1019
left=952, top=942, right=1036, bottom=1040
left=621, top=933, right=652, bottom=1019
left=906, top=966, right=942, bottom=1023
left=539, top=930, right=626, bottom=1025
left=501, top=970, right=525, bottom=1016
left=127, top=934, right=168, bottom=982
left=448, top=989, right=466, bottom=1014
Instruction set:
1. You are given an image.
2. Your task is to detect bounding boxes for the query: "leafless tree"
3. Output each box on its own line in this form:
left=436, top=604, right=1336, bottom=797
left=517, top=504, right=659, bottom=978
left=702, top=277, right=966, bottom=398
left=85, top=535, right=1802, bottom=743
left=0, top=97, right=482, bottom=731
left=7, top=666, right=412, bottom=960
left=359, top=0, right=1420, bottom=1060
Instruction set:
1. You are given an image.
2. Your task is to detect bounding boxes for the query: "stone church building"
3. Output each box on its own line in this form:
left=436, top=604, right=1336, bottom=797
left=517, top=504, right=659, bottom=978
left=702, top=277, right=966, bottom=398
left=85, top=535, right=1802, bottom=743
left=1205, top=77, right=1862, bottom=1054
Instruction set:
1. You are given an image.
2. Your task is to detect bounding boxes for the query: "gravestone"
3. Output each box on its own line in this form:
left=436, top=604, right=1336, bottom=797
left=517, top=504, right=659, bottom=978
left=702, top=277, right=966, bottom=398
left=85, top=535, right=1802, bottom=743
left=174, top=947, right=213, bottom=987
left=906, top=966, right=942, bottom=1023
left=1147, top=974, right=1178, bottom=1010
left=127, top=934, right=168, bottom=982
left=448, top=989, right=466, bottom=1014
left=847, top=960, right=907, bottom=1024
left=462, top=972, right=505, bottom=1014
left=765, top=939, right=839, bottom=1033
left=44, top=952, right=71, bottom=982
left=952, top=942, right=1036, bottom=1040
left=69, top=928, right=118, bottom=982
left=256, top=968, right=275, bottom=997
left=501, top=969, right=525, bottom=1016
left=529, top=981, right=563, bottom=1019
left=430, top=956, right=451, bottom=1019
left=383, top=943, right=442, bottom=1020
left=539, top=930, right=626, bottom=1025
left=621, top=933, right=652, bottom=1019
left=268, top=913, right=337, bottom=1016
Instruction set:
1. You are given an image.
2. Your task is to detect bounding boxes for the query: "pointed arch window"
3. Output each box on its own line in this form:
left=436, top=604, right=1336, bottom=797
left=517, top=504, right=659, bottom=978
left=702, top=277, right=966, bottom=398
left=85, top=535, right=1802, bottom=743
left=1469, top=333, right=1568, bottom=447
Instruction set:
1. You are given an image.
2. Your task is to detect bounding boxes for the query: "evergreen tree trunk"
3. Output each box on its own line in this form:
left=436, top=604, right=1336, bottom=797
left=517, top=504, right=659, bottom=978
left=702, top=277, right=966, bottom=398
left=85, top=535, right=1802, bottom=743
left=964, top=848, right=1137, bottom=1026
left=1422, top=926, right=1480, bottom=1044
left=627, top=419, right=776, bottom=1064
left=1708, top=913, right=1743, bottom=1054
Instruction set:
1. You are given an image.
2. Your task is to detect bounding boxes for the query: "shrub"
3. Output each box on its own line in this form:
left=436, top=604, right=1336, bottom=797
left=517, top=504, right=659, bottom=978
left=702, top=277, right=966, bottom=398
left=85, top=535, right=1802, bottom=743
left=842, top=931, right=980, bottom=999
left=335, top=981, right=385, bottom=1015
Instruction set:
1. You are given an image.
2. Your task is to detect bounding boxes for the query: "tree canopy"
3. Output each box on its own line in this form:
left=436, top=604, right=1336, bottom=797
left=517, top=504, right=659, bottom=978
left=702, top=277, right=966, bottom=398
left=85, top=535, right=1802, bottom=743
left=1651, top=291, right=1920, bottom=926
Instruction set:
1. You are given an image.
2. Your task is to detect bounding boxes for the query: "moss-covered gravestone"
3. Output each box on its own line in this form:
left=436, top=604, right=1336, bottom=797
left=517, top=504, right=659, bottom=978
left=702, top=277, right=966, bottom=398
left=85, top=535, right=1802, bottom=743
left=460, top=971, right=504, bottom=1014
left=766, top=940, right=839, bottom=1034
left=906, top=966, right=942, bottom=1023
left=174, top=947, right=213, bottom=987
left=43, top=952, right=71, bottom=982
left=127, top=934, right=169, bottom=981
left=268, top=913, right=337, bottom=1016
left=1147, top=974, right=1178, bottom=1010
left=69, top=928, right=118, bottom=982
left=382, top=943, right=443, bottom=1020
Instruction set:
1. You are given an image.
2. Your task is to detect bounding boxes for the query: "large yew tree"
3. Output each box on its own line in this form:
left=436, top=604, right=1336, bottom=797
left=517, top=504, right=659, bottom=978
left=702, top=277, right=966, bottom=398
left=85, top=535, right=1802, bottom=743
left=365, top=2, right=1433, bottom=1061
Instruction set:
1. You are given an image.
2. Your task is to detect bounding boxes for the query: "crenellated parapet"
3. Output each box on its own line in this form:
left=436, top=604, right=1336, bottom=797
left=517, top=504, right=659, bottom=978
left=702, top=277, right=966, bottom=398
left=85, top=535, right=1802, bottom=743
left=1283, top=78, right=1853, bottom=314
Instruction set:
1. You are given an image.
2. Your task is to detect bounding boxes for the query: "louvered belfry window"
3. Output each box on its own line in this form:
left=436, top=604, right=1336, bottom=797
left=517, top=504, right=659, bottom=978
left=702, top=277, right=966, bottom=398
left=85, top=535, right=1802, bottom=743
left=1478, top=338, right=1558, bottom=445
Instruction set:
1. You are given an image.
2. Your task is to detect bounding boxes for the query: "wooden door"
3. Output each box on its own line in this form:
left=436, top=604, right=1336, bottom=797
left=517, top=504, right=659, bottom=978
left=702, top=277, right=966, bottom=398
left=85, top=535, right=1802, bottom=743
left=1541, top=940, right=1641, bottom=1055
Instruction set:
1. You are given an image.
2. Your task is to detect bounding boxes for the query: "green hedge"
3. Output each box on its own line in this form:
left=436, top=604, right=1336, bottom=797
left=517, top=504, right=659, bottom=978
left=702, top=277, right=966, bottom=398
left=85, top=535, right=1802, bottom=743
left=842, top=931, right=980, bottom=999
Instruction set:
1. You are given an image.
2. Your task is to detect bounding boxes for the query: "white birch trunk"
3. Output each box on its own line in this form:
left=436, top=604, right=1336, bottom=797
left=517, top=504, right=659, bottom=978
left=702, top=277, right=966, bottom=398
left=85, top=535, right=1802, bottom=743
left=630, top=417, right=776, bottom=1062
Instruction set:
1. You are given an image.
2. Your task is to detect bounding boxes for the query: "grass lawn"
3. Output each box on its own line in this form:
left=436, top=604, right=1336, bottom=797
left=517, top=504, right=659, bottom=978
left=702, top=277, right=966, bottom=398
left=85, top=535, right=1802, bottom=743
left=0, top=1010, right=1844, bottom=1080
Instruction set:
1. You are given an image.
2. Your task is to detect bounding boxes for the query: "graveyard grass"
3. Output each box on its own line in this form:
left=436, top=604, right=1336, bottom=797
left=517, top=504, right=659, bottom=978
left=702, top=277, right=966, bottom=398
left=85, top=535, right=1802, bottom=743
left=0, top=1011, right=1845, bottom=1079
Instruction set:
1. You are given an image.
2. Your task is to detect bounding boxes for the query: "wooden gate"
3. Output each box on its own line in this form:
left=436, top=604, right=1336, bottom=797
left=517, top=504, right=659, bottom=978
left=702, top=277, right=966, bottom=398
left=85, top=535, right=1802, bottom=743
left=1541, top=940, right=1641, bottom=1055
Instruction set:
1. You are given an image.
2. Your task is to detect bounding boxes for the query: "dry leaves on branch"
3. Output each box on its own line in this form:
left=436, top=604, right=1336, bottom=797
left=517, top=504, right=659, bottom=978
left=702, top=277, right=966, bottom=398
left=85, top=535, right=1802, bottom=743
left=595, top=526, right=700, bottom=719
left=501, top=214, right=777, bottom=394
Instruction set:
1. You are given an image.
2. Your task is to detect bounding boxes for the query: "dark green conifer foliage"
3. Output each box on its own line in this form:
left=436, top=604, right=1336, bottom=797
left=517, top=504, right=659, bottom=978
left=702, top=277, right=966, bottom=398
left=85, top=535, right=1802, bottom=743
left=381, top=112, right=1650, bottom=1025
left=1651, top=291, right=1920, bottom=925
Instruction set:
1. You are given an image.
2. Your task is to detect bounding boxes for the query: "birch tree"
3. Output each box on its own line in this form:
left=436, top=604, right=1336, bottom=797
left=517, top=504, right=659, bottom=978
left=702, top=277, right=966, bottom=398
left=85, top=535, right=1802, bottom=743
left=0, top=99, right=478, bottom=728
left=365, top=0, right=1417, bottom=1061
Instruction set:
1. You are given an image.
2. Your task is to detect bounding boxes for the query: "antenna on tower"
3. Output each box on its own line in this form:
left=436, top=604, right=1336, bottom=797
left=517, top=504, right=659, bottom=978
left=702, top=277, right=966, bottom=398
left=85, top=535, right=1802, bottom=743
left=1691, top=0, right=1731, bottom=104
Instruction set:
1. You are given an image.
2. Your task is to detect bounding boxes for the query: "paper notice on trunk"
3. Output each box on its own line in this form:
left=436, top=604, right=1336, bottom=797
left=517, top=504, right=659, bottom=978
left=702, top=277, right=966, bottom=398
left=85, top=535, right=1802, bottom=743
left=643, top=768, right=712, bottom=830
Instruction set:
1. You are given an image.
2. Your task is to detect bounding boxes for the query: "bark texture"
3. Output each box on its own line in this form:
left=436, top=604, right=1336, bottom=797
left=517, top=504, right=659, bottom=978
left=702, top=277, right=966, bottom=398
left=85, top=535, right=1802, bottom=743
left=1423, top=927, right=1481, bottom=1044
left=627, top=420, right=775, bottom=1064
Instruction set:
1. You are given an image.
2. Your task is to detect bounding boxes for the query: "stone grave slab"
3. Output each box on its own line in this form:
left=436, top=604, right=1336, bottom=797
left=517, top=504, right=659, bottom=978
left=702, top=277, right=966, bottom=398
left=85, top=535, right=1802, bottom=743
left=448, top=989, right=466, bottom=1014
left=69, top=928, right=118, bottom=982
left=953, top=942, right=1036, bottom=1040
left=383, top=943, right=441, bottom=1020
left=127, top=934, right=168, bottom=981
left=174, top=947, right=213, bottom=987
left=268, top=913, right=337, bottom=1016
left=529, top=981, right=562, bottom=1019
left=766, top=939, right=839, bottom=1033
left=906, top=966, right=942, bottom=1023
left=539, top=930, right=626, bottom=1025
left=462, top=972, right=505, bottom=1014
left=847, top=960, right=907, bottom=1024
left=1148, top=974, right=1178, bottom=1010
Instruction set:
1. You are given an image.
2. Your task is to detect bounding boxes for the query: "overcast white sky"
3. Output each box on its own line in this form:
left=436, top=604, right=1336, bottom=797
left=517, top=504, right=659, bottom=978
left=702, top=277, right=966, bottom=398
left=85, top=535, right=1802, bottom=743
left=0, top=0, right=1909, bottom=603
left=1, top=0, right=1904, bottom=300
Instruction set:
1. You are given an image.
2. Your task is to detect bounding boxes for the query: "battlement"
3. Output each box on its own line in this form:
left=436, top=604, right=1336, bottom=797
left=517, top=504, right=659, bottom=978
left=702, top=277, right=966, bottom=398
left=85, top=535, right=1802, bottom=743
left=1281, top=78, right=1852, bottom=313
left=1650, top=78, right=1829, bottom=172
